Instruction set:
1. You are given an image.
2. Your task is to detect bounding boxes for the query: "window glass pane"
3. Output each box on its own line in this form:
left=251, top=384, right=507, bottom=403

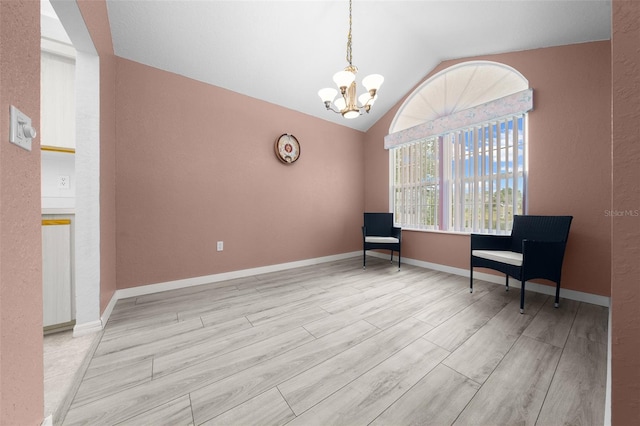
left=391, top=114, right=526, bottom=234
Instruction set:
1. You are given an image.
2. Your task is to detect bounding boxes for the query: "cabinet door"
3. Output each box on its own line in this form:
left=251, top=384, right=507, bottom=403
left=41, top=51, right=75, bottom=149
left=42, top=220, right=72, bottom=327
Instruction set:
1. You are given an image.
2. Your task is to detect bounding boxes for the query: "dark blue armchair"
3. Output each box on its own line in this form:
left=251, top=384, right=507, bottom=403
left=470, top=215, right=573, bottom=313
left=362, top=213, right=402, bottom=270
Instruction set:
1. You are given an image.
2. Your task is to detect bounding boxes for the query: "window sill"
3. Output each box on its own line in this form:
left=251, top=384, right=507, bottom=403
left=398, top=228, right=471, bottom=236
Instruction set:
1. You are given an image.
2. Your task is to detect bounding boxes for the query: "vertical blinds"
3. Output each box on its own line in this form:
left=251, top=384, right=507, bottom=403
left=446, top=115, right=526, bottom=233
left=392, top=114, right=526, bottom=234
left=393, top=138, right=439, bottom=230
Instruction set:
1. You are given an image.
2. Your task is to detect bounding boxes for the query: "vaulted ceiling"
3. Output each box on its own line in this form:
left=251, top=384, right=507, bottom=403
left=48, top=1, right=612, bottom=132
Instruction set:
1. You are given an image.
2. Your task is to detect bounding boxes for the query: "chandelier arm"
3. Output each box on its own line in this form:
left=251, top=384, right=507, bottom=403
left=360, top=91, right=376, bottom=108
left=323, top=101, right=343, bottom=115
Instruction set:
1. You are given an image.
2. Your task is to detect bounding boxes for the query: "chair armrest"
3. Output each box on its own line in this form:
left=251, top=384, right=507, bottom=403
left=391, top=227, right=402, bottom=241
left=471, top=234, right=512, bottom=251
left=521, top=240, right=568, bottom=276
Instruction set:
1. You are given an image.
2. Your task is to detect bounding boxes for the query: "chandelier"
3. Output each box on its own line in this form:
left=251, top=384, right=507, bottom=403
left=318, top=0, right=383, bottom=119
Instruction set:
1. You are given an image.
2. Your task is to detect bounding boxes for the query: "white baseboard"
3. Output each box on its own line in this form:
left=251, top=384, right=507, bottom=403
left=41, top=414, right=53, bottom=426
left=101, top=250, right=609, bottom=328
left=100, top=289, right=119, bottom=328
left=369, top=251, right=610, bottom=307
left=605, top=307, right=612, bottom=425
left=101, top=251, right=361, bottom=326
left=72, top=319, right=102, bottom=337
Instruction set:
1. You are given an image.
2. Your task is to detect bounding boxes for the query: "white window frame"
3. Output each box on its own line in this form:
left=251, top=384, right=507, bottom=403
left=391, top=138, right=440, bottom=231
left=390, top=114, right=527, bottom=234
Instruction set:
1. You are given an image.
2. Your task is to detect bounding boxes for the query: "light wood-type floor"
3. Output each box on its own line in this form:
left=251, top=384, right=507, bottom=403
left=61, top=256, right=608, bottom=425
left=44, top=330, right=96, bottom=418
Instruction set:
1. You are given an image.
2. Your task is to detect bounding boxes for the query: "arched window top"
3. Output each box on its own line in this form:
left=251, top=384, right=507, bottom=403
left=385, top=61, right=532, bottom=149
left=389, top=61, right=529, bottom=134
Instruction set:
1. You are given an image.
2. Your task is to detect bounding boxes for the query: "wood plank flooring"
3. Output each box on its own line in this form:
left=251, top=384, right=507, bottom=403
left=60, top=256, right=608, bottom=425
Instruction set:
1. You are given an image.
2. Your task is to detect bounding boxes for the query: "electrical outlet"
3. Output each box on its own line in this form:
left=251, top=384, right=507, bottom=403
left=216, top=241, right=224, bottom=251
left=58, top=175, right=70, bottom=189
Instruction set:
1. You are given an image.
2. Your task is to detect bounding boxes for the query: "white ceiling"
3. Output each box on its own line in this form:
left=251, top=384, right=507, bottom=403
left=83, top=1, right=611, bottom=132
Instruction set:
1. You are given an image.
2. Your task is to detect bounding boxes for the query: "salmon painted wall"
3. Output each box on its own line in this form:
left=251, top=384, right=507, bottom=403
left=0, top=1, right=43, bottom=424
left=611, top=0, right=640, bottom=423
left=77, top=0, right=118, bottom=315
left=115, top=59, right=365, bottom=289
left=364, top=41, right=612, bottom=297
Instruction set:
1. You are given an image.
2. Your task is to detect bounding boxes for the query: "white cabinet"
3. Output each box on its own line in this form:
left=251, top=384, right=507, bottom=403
left=41, top=50, right=75, bottom=149
left=42, top=219, right=73, bottom=328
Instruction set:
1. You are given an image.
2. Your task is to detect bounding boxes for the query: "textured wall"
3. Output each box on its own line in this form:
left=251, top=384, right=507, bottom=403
left=611, top=0, right=640, bottom=423
left=0, top=1, right=43, bottom=424
left=364, top=41, right=612, bottom=297
left=115, top=59, right=365, bottom=289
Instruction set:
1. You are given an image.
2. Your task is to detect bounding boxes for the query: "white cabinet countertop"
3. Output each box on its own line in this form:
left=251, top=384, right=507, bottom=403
left=42, top=208, right=75, bottom=215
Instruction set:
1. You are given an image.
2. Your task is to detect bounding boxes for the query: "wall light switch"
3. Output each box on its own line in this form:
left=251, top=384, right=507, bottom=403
left=217, top=241, right=224, bottom=251
left=9, top=105, right=35, bottom=151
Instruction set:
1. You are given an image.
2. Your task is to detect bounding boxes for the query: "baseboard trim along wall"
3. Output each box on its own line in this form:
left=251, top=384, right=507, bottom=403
left=388, top=253, right=611, bottom=308
left=72, top=319, right=102, bottom=337
left=101, top=251, right=362, bottom=325
left=605, top=307, right=612, bottom=426
left=100, top=250, right=610, bottom=329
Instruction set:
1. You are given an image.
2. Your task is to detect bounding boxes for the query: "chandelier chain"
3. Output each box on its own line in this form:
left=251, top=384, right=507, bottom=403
left=346, top=0, right=353, bottom=66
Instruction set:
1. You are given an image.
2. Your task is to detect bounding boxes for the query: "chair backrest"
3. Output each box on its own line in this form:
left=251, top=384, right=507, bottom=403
left=364, top=212, right=394, bottom=237
left=510, top=215, right=573, bottom=252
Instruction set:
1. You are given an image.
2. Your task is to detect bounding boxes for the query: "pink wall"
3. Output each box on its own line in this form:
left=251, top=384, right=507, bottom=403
left=0, top=1, right=633, bottom=424
left=0, top=1, right=43, bottom=424
left=115, top=59, right=365, bottom=289
left=364, top=41, right=612, bottom=298
left=76, top=0, right=118, bottom=315
left=611, top=0, right=640, bottom=423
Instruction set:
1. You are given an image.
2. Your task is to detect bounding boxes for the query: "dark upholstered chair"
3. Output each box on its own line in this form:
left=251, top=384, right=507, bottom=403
left=470, top=215, right=573, bottom=313
left=362, top=213, right=401, bottom=270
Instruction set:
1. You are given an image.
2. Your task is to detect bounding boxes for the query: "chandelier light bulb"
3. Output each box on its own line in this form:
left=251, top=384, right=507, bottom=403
left=333, top=70, right=356, bottom=91
left=362, top=74, right=384, bottom=92
left=318, top=88, right=338, bottom=103
left=358, top=92, right=374, bottom=107
left=343, top=109, right=360, bottom=119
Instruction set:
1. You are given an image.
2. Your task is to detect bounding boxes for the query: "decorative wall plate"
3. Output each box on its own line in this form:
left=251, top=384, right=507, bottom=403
left=274, top=133, right=300, bottom=164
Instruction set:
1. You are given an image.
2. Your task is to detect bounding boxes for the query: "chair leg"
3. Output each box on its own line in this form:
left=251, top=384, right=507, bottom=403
left=470, top=267, right=474, bottom=293
left=520, top=278, right=525, bottom=314
left=389, top=250, right=393, bottom=263
left=505, top=274, right=509, bottom=292
left=363, top=249, right=366, bottom=270
left=398, top=250, right=401, bottom=270
left=554, top=281, right=561, bottom=308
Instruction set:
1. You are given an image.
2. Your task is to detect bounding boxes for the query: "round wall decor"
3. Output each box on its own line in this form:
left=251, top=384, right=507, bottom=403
left=274, top=133, right=300, bottom=164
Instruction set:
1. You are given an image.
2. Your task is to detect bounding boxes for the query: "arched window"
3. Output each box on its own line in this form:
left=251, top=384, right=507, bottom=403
left=387, top=61, right=532, bottom=234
